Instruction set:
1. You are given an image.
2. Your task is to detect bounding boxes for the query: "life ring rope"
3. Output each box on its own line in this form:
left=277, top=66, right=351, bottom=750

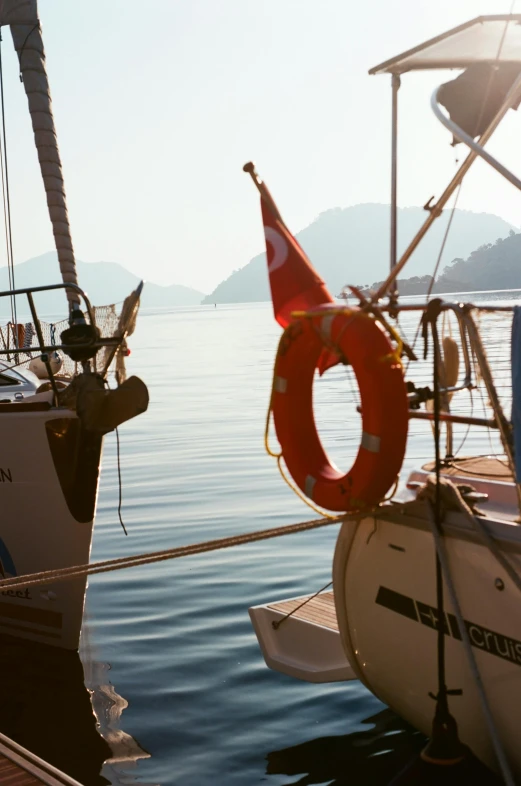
left=265, top=398, right=399, bottom=519
left=297, top=306, right=404, bottom=368
left=264, top=329, right=338, bottom=519
left=266, top=306, right=409, bottom=513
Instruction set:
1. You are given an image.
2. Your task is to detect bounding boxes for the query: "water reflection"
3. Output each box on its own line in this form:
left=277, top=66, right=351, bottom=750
left=0, top=630, right=148, bottom=786
left=266, top=709, right=425, bottom=786
left=83, top=657, right=151, bottom=784
left=0, top=632, right=111, bottom=785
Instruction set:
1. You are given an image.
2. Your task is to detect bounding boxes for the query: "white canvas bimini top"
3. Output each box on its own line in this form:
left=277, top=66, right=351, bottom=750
left=370, top=15, right=521, bottom=75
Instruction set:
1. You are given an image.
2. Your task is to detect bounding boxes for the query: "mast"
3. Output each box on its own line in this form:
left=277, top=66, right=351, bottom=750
left=1, top=0, right=79, bottom=308
left=389, top=73, right=400, bottom=302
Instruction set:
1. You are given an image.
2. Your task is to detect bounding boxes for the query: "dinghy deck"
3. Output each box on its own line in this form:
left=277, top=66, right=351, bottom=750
left=249, top=590, right=355, bottom=683
left=268, top=591, right=339, bottom=630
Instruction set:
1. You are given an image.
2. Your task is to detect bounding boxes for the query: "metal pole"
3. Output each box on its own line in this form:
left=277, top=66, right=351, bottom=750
left=390, top=74, right=400, bottom=301
left=26, top=291, right=59, bottom=404
left=461, top=309, right=521, bottom=517
left=243, top=161, right=287, bottom=229
left=372, top=71, right=521, bottom=303
left=431, top=85, right=521, bottom=192
left=408, top=411, right=497, bottom=429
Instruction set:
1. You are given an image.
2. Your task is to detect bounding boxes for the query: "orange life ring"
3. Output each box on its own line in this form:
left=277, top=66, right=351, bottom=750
left=272, top=306, right=409, bottom=512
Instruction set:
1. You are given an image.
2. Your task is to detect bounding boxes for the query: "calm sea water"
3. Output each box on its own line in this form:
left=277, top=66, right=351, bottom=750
left=1, top=293, right=518, bottom=786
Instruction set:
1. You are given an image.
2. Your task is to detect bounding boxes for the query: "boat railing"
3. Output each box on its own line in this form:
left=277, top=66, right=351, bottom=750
left=431, top=79, right=521, bottom=194
left=0, top=280, right=141, bottom=374
left=370, top=299, right=515, bottom=473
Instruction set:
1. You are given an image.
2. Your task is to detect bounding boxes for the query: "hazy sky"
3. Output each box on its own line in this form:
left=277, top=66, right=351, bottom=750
left=1, top=0, right=520, bottom=293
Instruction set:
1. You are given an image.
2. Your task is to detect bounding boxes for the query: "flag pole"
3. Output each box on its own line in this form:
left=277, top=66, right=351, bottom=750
left=243, top=161, right=287, bottom=230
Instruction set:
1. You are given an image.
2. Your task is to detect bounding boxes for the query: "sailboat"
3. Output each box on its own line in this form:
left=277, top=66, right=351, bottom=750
left=249, top=14, right=521, bottom=781
left=0, top=1, right=149, bottom=651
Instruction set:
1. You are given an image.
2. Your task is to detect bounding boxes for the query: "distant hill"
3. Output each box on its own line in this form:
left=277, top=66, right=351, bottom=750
left=357, top=230, right=521, bottom=296
left=0, top=252, right=204, bottom=316
left=357, top=274, right=435, bottom=297
left=435, top=231, right=521, bottom=292
left=201, top=204, right=514, bottom=304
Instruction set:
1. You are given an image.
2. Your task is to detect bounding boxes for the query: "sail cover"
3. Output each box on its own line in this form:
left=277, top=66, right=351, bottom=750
left=0, top=0, right=78, bottom=306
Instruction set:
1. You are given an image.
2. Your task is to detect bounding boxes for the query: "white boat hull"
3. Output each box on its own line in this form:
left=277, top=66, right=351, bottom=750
left=333, top=499, right=521, bottom=776
left=249, top=591, right=356, bottom=683
left=0, top=404, right=102, bottom=650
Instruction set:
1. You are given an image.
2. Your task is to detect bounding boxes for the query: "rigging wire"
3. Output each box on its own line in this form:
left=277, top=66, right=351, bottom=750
left=427, top=184, right=462, bottom=297
left=403, top=184, right=463, bottom=377
left=475, top=346, right=507, bottom=461
left=417, top=14, right=519, bottom=763
left=271, top=579, right=333, bottom=630
left=403, top=6, right=517, bottom=458
left=451, top=387, right=474, bottom=458
left=0, top=33, right=16, bottom=333
left=470, top=2, right=517, bottom=143
left=402, top=4, right=515, bottom=366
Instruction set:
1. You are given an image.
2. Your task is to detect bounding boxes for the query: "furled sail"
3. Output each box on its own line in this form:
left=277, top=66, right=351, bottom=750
left=0, top=0, right=78, bottom=306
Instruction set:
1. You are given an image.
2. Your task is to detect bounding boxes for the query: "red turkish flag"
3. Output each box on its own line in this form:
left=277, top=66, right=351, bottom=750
left=261, top=197, right=339, bottom=374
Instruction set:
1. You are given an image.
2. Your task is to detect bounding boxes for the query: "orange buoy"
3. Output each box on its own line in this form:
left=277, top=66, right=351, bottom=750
left=271, top=306, right=409, bottom=512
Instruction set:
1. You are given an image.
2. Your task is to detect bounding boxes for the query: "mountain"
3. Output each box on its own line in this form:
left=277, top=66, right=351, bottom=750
left=435, top=230, right=521, bottom=292
left=357, top=230, right=521, bottom=295
left=0, top=252, right=204, bottom=315
left=201, top=204, right=515, bottom=304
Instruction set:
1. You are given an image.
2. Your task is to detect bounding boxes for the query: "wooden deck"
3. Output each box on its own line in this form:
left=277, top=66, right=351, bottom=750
left=0, top=754, right=43, bottom=786
left=268, top=591, right=338, bottom=631
left=423, top=455, right=512, bottom=482
left=0, top=732, right=82, bottom=786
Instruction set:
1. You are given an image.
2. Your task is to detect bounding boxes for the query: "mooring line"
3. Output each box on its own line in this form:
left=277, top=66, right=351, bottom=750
left=0, top=514, right=347, bottom=591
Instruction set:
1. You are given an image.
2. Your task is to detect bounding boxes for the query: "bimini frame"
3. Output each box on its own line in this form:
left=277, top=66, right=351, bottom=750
left=369, top=14, right=521, bottom=301
left=360, top=15, right=521, bottom=499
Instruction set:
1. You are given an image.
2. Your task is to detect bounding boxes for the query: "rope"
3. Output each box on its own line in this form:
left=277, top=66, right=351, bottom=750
left=450, top=455, right=511, bottom=479
left=265, top=313, right=402, bottom=519
left=272, top=579, right=333, bottom=630
left=428, top=184, right=462, bottom=299
left=416, top=472, right=521, bottom=781
left=115, top=427, right=127, bottom=536
left=429, top=300, right=451, bottom=720
left=265, top=404, right=335, bottom=519
left=0, top=514, right=345, bottom=592
left=265, top=329, right=337, bottom=519
left=421, top=475, right=521, bottom=597
left=424, top=496, right=515, bottom=784
left=451, top=388, right=474, bottom=459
